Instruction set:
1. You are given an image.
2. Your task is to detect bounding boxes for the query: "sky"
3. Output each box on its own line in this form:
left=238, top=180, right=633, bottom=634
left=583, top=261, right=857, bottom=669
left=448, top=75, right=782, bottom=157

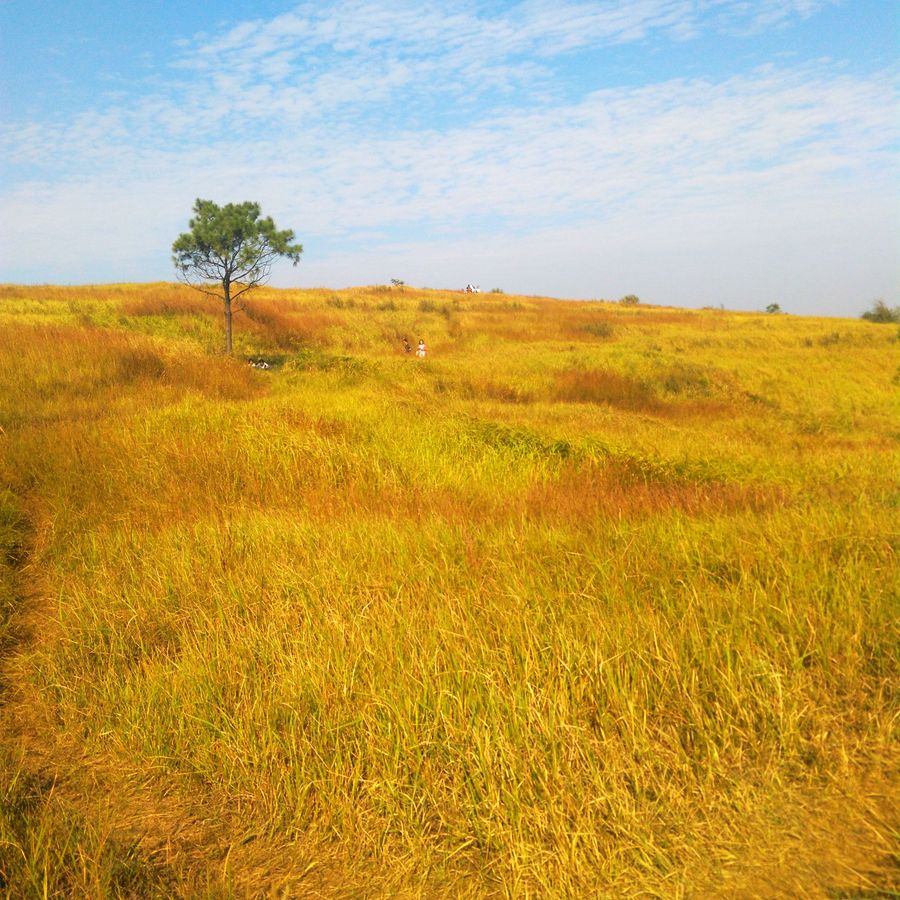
left=1, top=0, right=897, bottom=316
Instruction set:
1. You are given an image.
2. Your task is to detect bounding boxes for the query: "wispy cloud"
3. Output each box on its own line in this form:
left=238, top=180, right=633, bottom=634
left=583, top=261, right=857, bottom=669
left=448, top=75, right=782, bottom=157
left=0, top=1, right=865, bottom=169
left=182, top=1, right=837, bottom=72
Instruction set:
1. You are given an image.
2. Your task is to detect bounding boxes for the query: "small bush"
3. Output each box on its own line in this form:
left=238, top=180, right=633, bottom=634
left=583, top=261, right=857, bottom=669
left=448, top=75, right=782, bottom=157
left=861, top=299, right=900, bottom=324
left=765, top=303, right=782, bottom=314
left=619, top=294, right=640, bottom=306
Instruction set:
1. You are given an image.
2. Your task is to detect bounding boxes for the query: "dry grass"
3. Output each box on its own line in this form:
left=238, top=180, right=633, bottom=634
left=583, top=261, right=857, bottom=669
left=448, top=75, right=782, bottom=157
left=0, top=282, right=897, bottom=897
left=119, top=285, right=211, bottom=318
left=551, top=367, right=661, bottom=411
left=239, top=298, right=339, bottom=350
left=525, top=458, right=788, bottom=522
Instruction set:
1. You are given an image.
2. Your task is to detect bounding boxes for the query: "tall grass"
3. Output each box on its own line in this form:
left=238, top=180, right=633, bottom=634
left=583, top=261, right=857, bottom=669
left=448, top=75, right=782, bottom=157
left=0, top=283, right=897, bottom=896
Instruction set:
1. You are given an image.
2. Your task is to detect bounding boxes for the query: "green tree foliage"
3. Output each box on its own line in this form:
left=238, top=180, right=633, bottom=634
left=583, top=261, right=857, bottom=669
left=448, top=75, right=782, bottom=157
left=765, top=303, right=782, bottom=314
left=860, top=299, right=900, bottom=324
left=619, top=294, right=640, bottom=305
left=172, top=199, right=302, bottom=353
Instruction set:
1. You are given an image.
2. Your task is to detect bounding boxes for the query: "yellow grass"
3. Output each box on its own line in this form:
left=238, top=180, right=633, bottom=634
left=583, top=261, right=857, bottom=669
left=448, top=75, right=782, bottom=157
left=0, top=282, right=897, bottom=897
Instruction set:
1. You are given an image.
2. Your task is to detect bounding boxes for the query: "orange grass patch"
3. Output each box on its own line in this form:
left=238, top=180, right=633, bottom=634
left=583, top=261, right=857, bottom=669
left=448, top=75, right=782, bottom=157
left=526, top=460, right=787, bottom=522
left=0, top=323, right=261, bottom=417
left=551, top=367, right=661, bottom=412
left=119, top=286, right=212, bottom=317
left=238, top=299, right=337, bottom=349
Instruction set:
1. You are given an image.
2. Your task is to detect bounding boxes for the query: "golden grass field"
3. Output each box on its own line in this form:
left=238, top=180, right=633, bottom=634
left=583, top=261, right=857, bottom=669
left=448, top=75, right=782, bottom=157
left=0, top=282, right=897, bottom=897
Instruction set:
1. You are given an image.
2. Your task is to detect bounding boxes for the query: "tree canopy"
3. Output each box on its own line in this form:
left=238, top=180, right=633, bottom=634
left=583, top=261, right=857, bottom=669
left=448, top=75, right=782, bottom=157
left=172, top=199, right=302, bottom=353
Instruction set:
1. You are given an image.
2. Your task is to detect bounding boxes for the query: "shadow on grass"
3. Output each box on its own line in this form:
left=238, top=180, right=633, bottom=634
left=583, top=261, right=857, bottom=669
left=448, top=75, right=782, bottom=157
left=0, top=751, right=177, bottom=899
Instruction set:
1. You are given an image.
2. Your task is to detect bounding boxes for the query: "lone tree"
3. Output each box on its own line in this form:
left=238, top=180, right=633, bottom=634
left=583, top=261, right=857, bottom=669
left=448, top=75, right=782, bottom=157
left=172, top=199, right=302, bottom=353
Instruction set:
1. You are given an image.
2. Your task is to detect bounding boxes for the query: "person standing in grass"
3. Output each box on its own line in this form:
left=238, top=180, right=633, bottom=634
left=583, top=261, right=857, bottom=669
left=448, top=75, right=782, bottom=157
left=402, top=337, right=412, bottom=353
left=416, top=338, right=426, bottom=358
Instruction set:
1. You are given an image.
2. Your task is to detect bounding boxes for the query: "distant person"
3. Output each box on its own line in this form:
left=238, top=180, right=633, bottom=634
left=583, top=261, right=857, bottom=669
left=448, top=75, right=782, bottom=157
left=402, top=337, right=412, bottom=353
left=416, top=339, right=426, bottom=358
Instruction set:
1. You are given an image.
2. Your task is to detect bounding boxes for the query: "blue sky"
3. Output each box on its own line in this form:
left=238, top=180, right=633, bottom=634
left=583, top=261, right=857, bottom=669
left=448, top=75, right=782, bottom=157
left=1, top=0, right=897, bottom=315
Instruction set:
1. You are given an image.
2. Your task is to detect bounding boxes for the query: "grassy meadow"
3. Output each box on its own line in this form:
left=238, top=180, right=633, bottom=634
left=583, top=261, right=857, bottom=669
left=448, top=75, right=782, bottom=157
left=0, top=282, right=897, bottom=897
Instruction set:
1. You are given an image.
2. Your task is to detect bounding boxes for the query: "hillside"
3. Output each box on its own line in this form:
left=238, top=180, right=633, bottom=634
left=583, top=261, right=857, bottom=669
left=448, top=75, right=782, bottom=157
left=0, top=283, right=897, bottom=897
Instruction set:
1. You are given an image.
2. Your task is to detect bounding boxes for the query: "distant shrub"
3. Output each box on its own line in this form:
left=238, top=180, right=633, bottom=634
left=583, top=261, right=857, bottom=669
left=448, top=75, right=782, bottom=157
left=376, top=300, right=398, bottom=312
left=619, top=294, right=640, bottom=306
left=861, top=299, right=900, bottom=323
left=390, top=278, right=406, bottom=287
left=490, top=288, right=504, bottom=294
left=765, top=303, right=782, bottom=314
left=817, top=331, right=843, bottom=347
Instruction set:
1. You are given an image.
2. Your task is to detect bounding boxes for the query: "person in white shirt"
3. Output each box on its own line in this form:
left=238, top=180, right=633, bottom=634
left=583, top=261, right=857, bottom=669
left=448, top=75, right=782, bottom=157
left=416, top=339, right=426, bottom=358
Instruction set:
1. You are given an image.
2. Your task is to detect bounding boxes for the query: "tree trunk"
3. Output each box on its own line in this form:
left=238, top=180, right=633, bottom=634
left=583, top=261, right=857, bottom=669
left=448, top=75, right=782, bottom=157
left=223, top=279, right=233, bottom=354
